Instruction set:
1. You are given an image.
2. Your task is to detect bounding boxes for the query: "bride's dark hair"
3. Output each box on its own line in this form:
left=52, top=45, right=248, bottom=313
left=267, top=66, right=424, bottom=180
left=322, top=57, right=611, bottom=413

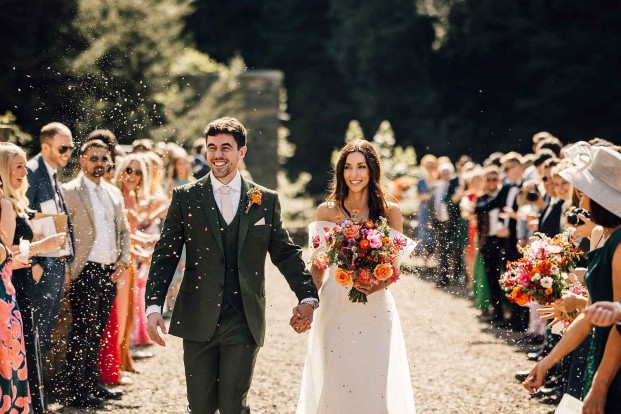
left=326, top=139, right=389, bottom=221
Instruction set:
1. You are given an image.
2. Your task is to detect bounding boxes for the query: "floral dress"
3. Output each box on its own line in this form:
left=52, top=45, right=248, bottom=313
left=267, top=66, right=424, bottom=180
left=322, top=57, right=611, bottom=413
left=0, top=247, right=32, bottom=412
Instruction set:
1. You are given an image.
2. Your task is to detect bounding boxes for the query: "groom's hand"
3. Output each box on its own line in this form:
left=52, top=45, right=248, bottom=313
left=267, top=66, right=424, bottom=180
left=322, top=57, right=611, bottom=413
left=147, top=313, right=168, bottom=346
left=290, top=304, right=314, bottom=334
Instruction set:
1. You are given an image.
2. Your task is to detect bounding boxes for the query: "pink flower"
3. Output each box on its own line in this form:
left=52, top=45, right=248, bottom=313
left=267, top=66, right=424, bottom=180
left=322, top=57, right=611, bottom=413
left=356, top=268, right=371, bottom=284
left=517, top=269, right=531, bottom=286
left=366, top=229, right=383, bottom=249
left=313, top=252, right=329, bottom=270
left=311, top=235, right=321, bottom=249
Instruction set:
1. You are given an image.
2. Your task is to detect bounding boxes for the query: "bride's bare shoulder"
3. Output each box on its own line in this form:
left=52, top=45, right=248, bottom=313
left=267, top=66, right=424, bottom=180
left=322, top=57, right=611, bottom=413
left=316, top=202, right=340, bottom=222
left=387, top=202, right=404, bottom=231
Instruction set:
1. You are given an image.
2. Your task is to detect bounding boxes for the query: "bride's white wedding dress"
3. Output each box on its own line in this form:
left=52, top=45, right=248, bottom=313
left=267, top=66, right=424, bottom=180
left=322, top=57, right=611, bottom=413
left=296, top=222, right=416, bottom=414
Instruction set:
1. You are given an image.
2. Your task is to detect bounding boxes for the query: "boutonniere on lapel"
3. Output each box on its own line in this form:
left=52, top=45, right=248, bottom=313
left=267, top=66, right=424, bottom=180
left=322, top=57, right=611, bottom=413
left=245, top=187, right=262, bottom=214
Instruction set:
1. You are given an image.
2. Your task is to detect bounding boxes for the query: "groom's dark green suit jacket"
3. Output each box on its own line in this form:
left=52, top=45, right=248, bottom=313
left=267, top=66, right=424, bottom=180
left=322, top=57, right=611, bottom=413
left=145, top=174, right=318, bottom=346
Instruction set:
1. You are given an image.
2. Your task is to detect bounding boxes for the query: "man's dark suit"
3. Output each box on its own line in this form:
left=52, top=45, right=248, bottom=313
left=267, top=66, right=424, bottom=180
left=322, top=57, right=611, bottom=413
left=538, top=199, right=563, bottom=238
left=475, top=181, right=528, bottom=330
left=146, top=174, right=318, bottom=413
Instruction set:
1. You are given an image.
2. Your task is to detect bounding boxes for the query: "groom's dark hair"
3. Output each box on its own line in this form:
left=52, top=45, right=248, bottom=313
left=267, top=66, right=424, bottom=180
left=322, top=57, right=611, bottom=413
left=204, top=117, right=247, bottom=149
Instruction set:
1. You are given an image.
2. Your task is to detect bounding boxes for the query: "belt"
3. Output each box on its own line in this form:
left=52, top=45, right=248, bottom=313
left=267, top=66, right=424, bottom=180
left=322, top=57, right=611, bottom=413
left=86, top=261, right=115, bottom=271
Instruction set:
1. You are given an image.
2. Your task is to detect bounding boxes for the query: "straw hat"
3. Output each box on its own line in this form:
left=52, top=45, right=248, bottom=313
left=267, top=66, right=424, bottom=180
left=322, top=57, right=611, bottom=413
left=560, top=141, right=621, bottom=218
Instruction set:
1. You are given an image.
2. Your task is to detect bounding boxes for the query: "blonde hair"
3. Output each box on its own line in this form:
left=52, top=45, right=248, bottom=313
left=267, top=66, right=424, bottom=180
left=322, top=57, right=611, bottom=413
left=141, top=152, right=164, bottom=197
left=114, top=154, right=150, bottom=202
left=0, top=143, right=30, bottom=216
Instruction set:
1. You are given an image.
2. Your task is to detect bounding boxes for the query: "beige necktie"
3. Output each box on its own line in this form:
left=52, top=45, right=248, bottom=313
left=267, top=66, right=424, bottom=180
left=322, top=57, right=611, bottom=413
left=218, top=186, right=234, bottom=224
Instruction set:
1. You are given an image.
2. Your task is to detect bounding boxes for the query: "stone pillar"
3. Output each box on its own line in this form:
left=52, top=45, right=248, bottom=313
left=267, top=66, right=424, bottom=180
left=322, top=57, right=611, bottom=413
left=238, top=70, right=283, bottom=189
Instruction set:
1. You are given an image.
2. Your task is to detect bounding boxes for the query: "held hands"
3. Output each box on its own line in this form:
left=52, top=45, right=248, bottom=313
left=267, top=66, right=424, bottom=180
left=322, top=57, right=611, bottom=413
left=146, top=313, right=168, bottom=346
left=290, top=303, right=314, bottom=334
left=583, top=301, right=621, bottom=327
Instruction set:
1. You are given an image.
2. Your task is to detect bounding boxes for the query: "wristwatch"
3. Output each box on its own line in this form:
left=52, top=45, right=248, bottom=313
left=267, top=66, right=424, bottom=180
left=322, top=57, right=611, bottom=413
left=300, top=298, right=319, bottom=309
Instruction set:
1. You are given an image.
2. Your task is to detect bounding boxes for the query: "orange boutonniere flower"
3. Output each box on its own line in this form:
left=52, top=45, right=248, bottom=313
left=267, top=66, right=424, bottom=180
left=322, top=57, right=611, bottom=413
left=245, top=187, right=262, bottom=214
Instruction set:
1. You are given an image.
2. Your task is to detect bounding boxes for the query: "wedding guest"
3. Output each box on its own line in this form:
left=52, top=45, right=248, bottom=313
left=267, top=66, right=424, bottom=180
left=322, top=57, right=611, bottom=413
left=430, top=161, right=462, bottom=286
left=24, top=122, right=76, bottom=399
left=0, top=185, right=33, bottom=413
left=524, top=144, right=621, bottom=414
left=415, top=154, right=437, bottom=260
left=57, top=140, right=130, bottom=408
left=476, top=152, right=528, bottom=330
left=98, top=154, right=149, bottom=384
left=191, top=137, right=210, bottom=179
left=1, top=142, right=67, bottom=413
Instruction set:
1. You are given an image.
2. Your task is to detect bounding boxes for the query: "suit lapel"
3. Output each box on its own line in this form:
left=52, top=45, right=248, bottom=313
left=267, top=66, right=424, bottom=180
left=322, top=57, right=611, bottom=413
left=75, top=176, right=96, bottom=227
left=196, top=175, right=225, bottom=257
left=238, top=178, right=252, bottom=253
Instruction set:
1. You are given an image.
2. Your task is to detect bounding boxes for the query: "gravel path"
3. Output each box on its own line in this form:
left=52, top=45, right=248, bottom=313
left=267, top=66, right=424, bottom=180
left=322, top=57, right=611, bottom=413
left=53, top=255, right=553, bottom=414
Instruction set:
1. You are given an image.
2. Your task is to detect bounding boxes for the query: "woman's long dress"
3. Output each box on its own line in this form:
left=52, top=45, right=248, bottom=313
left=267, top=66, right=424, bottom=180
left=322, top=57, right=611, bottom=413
left=0, top=246, right=33, bottom=412
left=296, top=222, right=416, bottom=414
left=582, top=227, right=621, bottom=412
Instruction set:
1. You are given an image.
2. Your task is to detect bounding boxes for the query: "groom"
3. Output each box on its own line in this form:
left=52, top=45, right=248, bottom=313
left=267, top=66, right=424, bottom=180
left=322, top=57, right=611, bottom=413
left=145, top=117, right=318, bottom=413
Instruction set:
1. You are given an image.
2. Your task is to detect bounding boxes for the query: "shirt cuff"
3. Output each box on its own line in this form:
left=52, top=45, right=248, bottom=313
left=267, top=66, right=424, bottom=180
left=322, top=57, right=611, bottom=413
left=300, top=298, right=319, bottom=309
left=146, top=304, right=162, bottom=317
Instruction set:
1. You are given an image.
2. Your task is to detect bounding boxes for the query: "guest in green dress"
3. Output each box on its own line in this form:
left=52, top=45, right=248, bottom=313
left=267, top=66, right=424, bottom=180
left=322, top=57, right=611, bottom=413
left=523, top=143, right=621, bottom=413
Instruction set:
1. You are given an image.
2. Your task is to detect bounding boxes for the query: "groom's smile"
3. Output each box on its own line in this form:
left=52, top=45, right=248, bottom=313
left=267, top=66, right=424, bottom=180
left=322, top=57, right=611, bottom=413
left=206, top=133, right=247, bottom=184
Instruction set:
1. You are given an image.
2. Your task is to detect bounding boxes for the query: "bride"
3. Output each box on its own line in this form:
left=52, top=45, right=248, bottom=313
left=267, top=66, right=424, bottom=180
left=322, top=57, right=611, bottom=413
left=296, top=140, right=416, bottom=413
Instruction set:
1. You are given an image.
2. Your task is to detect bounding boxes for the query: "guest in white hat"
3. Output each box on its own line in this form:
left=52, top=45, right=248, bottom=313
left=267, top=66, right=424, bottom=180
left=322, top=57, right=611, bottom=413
left=524, top=143, right=621, bottom=413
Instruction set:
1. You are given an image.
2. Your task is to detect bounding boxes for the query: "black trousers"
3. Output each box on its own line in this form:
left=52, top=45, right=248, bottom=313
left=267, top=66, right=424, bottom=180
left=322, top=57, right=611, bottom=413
left=61, top=261, right=115, bottom=396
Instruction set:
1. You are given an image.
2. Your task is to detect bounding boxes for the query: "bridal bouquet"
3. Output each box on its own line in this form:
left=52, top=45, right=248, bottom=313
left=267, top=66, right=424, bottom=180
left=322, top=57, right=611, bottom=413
left=500, top=231, right=583, bottom=307
left=311, top=216, right=416, bottom=304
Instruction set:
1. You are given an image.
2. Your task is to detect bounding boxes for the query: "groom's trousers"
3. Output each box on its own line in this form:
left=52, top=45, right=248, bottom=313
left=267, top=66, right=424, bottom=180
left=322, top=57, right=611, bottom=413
left=183, top=306, right=259, bottom=414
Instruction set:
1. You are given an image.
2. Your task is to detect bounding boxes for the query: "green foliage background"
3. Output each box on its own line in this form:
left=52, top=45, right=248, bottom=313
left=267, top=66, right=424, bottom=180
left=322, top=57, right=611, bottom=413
left=2, top=0, right=620, bottom=193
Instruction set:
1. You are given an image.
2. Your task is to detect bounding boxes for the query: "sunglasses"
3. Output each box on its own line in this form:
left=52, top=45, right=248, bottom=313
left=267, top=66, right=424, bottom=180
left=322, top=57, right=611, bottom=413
left=58, top=145, right=75, bottom=154
left=88, top=155, right=110, bottom=163
left=125, top=167, right=143, bottom=176
left=486, top=177, right=499, bottom=182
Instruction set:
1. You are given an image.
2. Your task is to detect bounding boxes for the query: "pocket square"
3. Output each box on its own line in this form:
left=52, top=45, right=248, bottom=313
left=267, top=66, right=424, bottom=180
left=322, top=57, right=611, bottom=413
left=254, top=217, right=266, bottom=226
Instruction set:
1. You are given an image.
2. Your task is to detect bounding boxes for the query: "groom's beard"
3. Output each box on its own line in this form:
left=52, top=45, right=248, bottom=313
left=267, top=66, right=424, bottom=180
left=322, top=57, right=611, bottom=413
left=210, top=160, right=235, bottom=179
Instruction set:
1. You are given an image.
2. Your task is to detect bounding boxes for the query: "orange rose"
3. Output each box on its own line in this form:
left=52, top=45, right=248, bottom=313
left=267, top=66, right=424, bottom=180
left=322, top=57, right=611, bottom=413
left=358, top=239, right=371, bottom=251
left=335, top=268, right=353, bottom=286
left=343, top=225, right=361, bottom=239
left=374, top=263, right=394, bottom=281
left=511, top=287, right=530, bottom=306
left=382, top=237, right=391, bottom=246
left=545, top=288, right=553, bottom=295
left=363, top=220, right=375, bottom=229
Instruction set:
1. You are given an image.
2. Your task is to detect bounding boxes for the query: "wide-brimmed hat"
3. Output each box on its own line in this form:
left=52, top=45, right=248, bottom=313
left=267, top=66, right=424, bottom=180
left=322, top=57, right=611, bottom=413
left=560, top=141, right=621, bottom=218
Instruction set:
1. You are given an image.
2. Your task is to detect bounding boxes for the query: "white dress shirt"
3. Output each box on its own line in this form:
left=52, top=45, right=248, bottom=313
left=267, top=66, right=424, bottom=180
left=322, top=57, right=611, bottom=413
left=210, top=171, right=242, bottom=214
left=83, top=177, right=118, bottom=264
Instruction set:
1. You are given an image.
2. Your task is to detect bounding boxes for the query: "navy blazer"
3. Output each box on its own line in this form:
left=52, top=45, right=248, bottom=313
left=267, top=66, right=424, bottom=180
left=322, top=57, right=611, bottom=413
left=475, top=181, right=522, bottom=261
left=26, top=154, right=75, bottom=262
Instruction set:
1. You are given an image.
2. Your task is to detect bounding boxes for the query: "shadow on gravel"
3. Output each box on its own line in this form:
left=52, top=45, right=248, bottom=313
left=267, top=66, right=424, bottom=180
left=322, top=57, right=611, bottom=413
left=404, top=262, right=538, bottom=353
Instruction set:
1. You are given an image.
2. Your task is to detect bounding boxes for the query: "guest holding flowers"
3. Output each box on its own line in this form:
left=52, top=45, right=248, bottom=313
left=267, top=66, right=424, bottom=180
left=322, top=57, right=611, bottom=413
left=524, top=143, right=621, bottom=414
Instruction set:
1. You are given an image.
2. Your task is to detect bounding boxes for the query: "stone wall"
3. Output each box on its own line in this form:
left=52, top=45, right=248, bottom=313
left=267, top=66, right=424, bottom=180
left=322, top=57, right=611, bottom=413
left=238, top=70, right=283, bottom=189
